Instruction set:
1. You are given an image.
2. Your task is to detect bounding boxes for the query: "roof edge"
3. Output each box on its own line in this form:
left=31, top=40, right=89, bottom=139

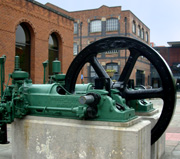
left=26, top=0, right=74, bottom=21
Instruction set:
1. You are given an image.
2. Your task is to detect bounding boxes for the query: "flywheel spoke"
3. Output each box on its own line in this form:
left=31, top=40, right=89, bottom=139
left=118, top=49, right=140, bottom=87
left=90, top=56, right=109, bottom=78
left=89, top=56, right=113, bottom=86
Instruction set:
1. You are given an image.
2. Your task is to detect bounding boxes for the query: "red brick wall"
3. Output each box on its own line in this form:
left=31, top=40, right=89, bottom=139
left=169, top=48, right=180, bottom=66
left=46, top=3, right=151, bottom=86
left=0, top=0, right=73, bottom=84
left=156, top=47, right=180, bottom=67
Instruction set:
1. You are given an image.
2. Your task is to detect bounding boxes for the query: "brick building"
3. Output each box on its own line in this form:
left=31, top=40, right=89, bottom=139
left=46, top=3, right=151, bottom=86
left=0, top=0, right=74, bottom=84
left=153, top=42, right=180, bottom=89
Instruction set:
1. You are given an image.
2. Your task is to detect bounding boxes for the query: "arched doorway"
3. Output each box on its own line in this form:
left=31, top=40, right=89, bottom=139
left=15, top=23, right=31, bottom=74
left=48, top=33, right=59, bottom=75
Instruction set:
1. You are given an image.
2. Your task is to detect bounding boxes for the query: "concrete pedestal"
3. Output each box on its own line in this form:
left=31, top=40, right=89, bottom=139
left=136, top=109, right=165, bottom=159
left=11, top=116, right=151, bottom=159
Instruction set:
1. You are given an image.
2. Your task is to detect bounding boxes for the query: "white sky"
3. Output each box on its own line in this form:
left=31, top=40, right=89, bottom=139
left=37, top=0, right=180, bottom=46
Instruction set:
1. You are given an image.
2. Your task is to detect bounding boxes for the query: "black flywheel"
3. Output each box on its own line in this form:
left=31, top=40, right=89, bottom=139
left=65, top=36, right=176, bottom=145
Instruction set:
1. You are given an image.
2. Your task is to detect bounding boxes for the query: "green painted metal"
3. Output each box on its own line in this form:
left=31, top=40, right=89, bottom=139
left=0, top=55, right=140, bottom=144
left=53, top=59, right=61, bottom=74
left=0, top=56, right=136, bottom=122
left=127, top=88, right=154, bottom=112
left=48, top=59, right=66, bottom=85
left=11, top=56, right=29, bottom=80
left=128, top=99, right=154, bottom=112
left=75, top=83, right=93, bottom=94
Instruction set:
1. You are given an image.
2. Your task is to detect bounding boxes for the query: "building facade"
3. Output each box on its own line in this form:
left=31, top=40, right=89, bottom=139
left=0, top=0, right=74, bottom=84
left=153, top=42, right=180, bottom=89
left=46, top=3, right=151, bottom=86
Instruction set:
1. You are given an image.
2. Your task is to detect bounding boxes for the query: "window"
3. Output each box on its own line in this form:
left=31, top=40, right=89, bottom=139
left=15, top=23, right=31, bottom=74
left=106, top=50, right=118, bottom=54
left=141, top=28, right=144, bottom=39
left=106, top=63, right=119, bottom=81
left=90, top=20, right=102, bottom=33
left=136, top=70, right=145, bottom=86
left=145, top=32, right=148, bottom=42
left=73, top=43, right=78, bottom=55
left=138, top=25, right=141, bottom=37
left=74, top=22, right=78, bottom=34
left=106, top=18, right=118, bottom=31
left=132, top=21, right=136, bottom=34
left=49, top=33, right=59, bottom=75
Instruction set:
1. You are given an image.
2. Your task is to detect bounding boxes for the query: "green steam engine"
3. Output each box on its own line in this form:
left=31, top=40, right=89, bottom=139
left=0, top=37, right=176, bottom=145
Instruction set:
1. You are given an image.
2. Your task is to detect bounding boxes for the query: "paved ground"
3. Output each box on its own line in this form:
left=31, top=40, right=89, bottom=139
left=150, top=96, right=180, bottom=159
left=0, top=93, right=180, bottom=159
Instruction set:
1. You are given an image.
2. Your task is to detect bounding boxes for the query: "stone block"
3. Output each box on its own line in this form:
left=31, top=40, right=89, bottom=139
left=136, top=109, right=165, bottom=159
left=11, top=116, right=151, bottom=159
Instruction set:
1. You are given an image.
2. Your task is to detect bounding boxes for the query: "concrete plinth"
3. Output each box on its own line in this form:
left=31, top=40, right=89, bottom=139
left=11, top=116, right=151, bottom=159
left=136, top=109, right=165, bottom=159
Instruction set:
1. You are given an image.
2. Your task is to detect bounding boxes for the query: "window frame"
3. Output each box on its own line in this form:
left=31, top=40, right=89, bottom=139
left=141, top=28, right=144, bottom=39
left=48, top=33, right=59, bottom=76
left=106, top=18, right=119, bottom=32
left=132, top=21, right=136, bottom=34
left=15, top=23, right=31, bottom=74
left=138, top=25, right=141, bottom=37
left=90, top=20, right=102, bottom=33
left=145, top=32, right=148, bottom=42
left=73, top=43, right=78, bottom=55
left=74, top=22, right=78, bottom=34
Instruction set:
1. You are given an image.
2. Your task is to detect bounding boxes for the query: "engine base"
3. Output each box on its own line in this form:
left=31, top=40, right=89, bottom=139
left=11, top=116, right=151, bottom=159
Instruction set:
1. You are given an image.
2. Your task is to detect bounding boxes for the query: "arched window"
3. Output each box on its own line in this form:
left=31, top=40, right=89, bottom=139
left=90, top=20, right=102, bottom=33
left=106, top=18, right=118, bottom=31
left=49, top=33, right=59, bottom=75
left=132, top=21, right=136, bottom=34
left=145, top=32, right=148, bottom=42
left=15, top=23, right=31, bottom=74
left=141, top=28, right=144, bottom=39
left=138, top=25, right=141, bottom=37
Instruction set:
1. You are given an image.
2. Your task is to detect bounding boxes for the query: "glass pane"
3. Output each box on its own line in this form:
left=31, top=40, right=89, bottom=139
left=112, top=65, right=118, bottom=72
left=132, top=21, right=136, bottom=33
left=16, top=25, right=26, bottom=44
left=73, top=43, right=78, bottom=55
left=136, top=70, right=145, bottom=86
left=74, top=23, right=78, bottom=34
left=15, top=24, right=31, bottom=74
left=106, top=18, right=118, bottom=31
left=49, top=33, right=58, bottom=49
left=141, top=29, right=144, bottom=39
left=90, top=20, right=101, bottom=33
left=146, top=32, right=148, bottom=42
left=138, top=26, right=141, bottom=37
left=15, top=44, right=30, bottom=73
